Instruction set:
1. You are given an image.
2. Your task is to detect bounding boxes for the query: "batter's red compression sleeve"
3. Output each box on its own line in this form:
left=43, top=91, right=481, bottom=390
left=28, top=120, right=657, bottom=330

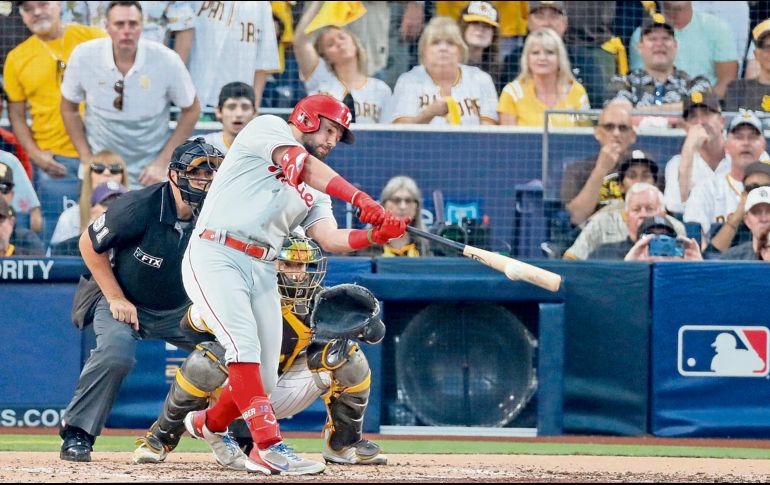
left=280, top=146, right=309, bottom=186
left=325, top=176, right=386, bottom=226
left=348, top=229, right=374, bottom=250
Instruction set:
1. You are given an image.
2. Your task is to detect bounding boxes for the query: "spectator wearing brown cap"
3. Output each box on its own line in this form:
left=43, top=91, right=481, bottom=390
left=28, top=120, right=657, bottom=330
left=710, top=161, right=770, bottom=255
left=0, top=197, right=44, bottom=257
left=684, top=110, right=768, bottom=244
left=584, top=183, right=689, bottom=260
left=628, top=1, right=737, bottom=98
left=606, top=16, right=710, bottom=114
left=664, top=91, right=728, bottom=214
left=724, top=19, right=770, bottom=113
left=719, top=184, right=770, bottom=260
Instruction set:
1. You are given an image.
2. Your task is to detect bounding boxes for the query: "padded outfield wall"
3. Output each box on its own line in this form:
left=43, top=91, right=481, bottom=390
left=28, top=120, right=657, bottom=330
left=2, top=257, right=770, bottom=438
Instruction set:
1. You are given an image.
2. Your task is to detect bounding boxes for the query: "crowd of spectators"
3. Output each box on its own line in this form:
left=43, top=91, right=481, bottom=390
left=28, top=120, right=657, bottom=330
left=1, top=1, right=770, bottom=262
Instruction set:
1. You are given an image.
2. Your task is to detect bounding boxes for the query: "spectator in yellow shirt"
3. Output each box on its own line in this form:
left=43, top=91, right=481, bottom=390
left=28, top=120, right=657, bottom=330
left=3, top=1, right=105, bottom=182
left=498, top=28, right=590, bottom=128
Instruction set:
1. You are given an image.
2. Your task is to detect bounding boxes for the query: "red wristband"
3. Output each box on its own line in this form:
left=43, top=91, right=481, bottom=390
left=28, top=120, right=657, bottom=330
left=348, top=229, right=373, bottom=250
left=326, top=175, right=361, bottom=204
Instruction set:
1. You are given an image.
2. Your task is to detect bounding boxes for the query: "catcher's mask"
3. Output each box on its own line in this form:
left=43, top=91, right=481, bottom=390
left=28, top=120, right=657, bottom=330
left=277, top=236, right=327, bottom=314
left=168, top=138, right=224, bottom=212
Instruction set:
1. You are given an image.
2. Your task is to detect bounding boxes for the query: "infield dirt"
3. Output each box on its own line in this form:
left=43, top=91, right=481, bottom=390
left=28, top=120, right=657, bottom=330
left=1, top=452, right=770, bottom=482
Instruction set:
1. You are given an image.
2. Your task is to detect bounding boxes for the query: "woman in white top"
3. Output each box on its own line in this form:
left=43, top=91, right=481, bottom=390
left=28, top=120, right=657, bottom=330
left=293, top=1, right=391, bottom=124
left=50, top=150, right=129, bottom=245
left=385, top=16, right=498, bottom=125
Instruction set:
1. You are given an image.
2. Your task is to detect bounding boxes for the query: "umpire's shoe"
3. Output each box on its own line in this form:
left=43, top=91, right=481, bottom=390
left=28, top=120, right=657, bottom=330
left=60, top=425, right=95, bottom=462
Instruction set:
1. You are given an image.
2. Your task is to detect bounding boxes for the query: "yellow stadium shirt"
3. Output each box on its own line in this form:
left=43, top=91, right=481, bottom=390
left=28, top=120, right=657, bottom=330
left=3, top=24, right=106, bottom=157
left=497, top=78, right=590, bottom=128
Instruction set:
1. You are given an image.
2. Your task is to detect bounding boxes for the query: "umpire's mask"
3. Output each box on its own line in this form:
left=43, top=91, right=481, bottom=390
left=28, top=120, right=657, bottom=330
left=168, top=138, right=224, bottom=213
left=277, top=236, right=327, bottom=315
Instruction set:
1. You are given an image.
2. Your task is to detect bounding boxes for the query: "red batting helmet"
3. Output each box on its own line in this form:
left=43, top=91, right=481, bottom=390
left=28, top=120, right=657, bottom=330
left=289, top=94, right=355, bottom=144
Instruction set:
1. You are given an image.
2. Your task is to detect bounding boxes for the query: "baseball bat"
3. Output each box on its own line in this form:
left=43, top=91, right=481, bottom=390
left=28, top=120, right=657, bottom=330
left=406, top=226, right=562, bottom=292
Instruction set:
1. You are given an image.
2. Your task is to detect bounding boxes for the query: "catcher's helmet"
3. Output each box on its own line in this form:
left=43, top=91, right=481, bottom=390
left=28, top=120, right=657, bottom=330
left=168, top=138, right=224, bottom=211
left=289, top=94, right=355, bottom=144
left=277, top=235, right=327, bottom=315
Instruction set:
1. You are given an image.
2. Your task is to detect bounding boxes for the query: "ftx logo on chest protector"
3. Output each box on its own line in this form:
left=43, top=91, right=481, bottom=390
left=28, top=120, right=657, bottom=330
left=133, top=247, right=164, bottom=269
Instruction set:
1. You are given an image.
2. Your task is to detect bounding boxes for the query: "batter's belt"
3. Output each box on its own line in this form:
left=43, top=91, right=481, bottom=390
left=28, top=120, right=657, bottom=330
left=199, top=229, right=276, bottom=261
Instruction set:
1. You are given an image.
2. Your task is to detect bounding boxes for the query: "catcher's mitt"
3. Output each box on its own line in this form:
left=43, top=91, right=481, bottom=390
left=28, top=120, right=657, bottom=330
left=310, top=284, right=385, bottom=344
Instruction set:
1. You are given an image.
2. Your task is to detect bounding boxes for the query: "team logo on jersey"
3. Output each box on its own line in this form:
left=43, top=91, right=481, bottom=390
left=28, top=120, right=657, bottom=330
left=133, top=247, right=163, bottom=269
left=267, top=165, right=315, bottom=208
left=678, top=325, right=769, bottom=377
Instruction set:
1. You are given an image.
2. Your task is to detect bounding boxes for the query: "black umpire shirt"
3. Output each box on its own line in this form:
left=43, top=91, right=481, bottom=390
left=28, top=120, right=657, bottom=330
left=87, top=182, right=193, bottom=311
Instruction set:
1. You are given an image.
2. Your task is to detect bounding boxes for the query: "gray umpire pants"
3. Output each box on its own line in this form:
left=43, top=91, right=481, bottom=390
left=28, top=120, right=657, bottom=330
left=62, top=296, right=198, bottom=437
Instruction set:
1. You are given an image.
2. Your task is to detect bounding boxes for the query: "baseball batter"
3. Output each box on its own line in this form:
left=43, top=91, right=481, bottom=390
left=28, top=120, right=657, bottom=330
left=180, top=94, right=408, bottom=475
left=134, top=236, right=387, bottom=467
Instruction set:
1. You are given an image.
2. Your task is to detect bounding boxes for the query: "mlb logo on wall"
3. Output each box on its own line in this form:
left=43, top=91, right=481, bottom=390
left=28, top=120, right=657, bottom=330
left=678, top=325, right=769, bottom=377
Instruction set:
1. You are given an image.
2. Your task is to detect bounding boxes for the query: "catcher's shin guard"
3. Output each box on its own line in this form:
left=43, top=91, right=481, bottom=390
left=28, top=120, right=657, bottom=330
left=308, top=339, right=371, bottom=450
left=145, top=341, right=228, bottom=451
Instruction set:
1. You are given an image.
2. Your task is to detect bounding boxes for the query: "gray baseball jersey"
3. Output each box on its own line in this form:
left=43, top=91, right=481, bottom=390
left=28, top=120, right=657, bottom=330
left=195, top=115, right=334, bottom=251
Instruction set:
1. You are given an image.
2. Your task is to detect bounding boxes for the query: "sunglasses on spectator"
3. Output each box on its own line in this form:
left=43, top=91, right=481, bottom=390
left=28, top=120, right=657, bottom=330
left=745, top=183, right=770, bottom=193
left=0, top=183, right=14, bottom=194
left=598, top=123, right=633, bottom=133
left=113, top=79, right=124, bottom=111
left=90, top=163, right=124, bottom=175
left=388, top=197, right=418, bottom=205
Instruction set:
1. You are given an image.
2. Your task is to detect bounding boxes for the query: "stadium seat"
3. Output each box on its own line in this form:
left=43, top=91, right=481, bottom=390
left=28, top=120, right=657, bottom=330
left=37, top=178, right=80, bottom=244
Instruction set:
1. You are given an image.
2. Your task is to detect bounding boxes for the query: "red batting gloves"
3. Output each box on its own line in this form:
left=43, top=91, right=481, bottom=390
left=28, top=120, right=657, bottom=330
left=354, top=193, right=386, bottom=226
left=371, top=215, right=411, bottom=244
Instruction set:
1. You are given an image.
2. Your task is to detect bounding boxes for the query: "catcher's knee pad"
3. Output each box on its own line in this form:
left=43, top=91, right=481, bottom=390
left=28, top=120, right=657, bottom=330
left=153, top=341, right=228, bottom=449
left=309, top=340, right=372, bottom=451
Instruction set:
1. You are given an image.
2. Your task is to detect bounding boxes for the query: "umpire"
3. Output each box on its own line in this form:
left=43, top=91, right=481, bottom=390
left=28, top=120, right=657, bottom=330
left=59, top=139, right=223, bottom=462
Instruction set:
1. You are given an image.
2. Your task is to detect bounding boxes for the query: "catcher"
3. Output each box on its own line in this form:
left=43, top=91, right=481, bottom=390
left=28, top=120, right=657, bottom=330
left=133, top=234, right=387, bottom=468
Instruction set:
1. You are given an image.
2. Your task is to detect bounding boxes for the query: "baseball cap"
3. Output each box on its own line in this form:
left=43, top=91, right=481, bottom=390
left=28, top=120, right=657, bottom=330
left=727, top=109, right=763, bottom=134
left=528, top=1, right=565, bottom=15
left=682, top=91, right=722, bottom=118
left=618, top=150, right=659, bottom=183
left=462, top=1, right=499, bottom=28
left=0, top=198, right=13, bottom=219
left=637, top=215, right=676, bottom=239
left=743, top=161, right=770, bottom=182
left=641, top=12, right=675, bottom=37
left=0, top=161, right=12, bottom=186
left=91, top=180, right=128, bottom=206
left=745, top=186, right=770, bottom=212
left=753, top=18, right=770, bottom=44
left=682, top=90, right=720, bottom=118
